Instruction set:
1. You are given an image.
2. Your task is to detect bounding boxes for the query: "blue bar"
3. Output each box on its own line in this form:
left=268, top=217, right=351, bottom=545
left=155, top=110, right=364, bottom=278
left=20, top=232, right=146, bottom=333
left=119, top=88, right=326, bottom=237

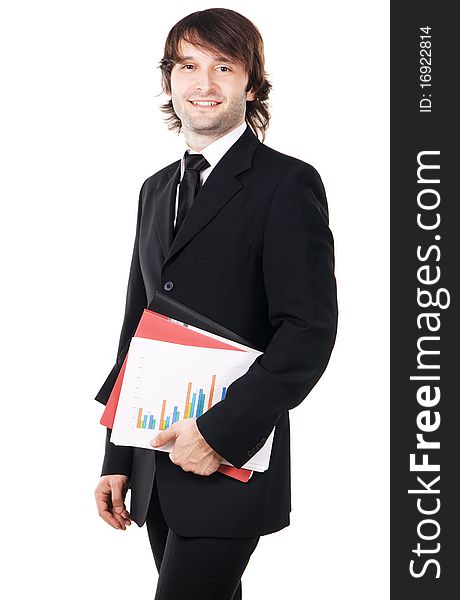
left=142, top=415, right=148, bottom=428
left=148, top=415, right=154, bottom=429
left=165, top=415, right=170, bottom=428
left=191, top=392, right=196, bottom=417
left=197, top=389, right=204, bottom=417
left=221, top=387, right=227, bottom=401
left=172, top=406, right=179, bottom=423
left=196, top=391, right=201, bottom=417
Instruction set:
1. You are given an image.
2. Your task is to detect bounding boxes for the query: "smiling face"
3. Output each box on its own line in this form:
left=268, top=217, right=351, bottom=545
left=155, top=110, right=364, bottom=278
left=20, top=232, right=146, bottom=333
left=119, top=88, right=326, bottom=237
left=168, top=40, right=256, bottom=145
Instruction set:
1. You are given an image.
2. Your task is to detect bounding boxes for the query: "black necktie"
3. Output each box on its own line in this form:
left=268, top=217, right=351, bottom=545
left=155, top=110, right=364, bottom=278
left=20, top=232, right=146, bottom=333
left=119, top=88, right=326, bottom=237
left=174, top=151, right=210, bottom=237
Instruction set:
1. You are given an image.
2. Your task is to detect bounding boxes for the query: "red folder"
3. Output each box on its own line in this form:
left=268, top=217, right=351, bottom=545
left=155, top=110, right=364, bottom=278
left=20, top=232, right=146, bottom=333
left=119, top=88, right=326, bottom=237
left=100, top=308, right=253, bottom=483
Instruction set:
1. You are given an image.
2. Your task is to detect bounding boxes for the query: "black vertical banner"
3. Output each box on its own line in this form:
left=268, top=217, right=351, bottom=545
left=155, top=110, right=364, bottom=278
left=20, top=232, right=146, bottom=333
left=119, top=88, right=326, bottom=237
left=391, top=2, right=459, bottom=597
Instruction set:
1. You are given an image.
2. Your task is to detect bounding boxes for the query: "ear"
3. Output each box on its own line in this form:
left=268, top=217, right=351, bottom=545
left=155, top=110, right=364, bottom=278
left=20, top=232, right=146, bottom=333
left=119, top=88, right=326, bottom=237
left=246, top=87, right=256, bottom=102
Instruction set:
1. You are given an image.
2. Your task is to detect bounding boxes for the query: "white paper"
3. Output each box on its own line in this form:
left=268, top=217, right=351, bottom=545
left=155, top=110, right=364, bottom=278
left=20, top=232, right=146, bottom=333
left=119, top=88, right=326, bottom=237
left=110, top=336, right=275, bottom=472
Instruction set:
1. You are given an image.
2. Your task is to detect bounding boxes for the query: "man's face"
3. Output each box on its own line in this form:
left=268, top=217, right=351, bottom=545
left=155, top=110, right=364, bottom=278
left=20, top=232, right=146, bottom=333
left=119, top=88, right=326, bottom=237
left=168, top=40, right=256, bottom=138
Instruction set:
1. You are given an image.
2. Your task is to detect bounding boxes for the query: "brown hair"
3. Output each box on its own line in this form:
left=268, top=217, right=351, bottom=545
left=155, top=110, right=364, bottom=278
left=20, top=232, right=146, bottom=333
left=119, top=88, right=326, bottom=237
left=158, top=8, right=272, bottom=141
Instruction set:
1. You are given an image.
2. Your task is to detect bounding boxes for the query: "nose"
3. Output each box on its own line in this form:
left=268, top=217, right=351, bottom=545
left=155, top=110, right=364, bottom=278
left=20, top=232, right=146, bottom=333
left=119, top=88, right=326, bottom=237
left=194, top=68, right=217, bottom=94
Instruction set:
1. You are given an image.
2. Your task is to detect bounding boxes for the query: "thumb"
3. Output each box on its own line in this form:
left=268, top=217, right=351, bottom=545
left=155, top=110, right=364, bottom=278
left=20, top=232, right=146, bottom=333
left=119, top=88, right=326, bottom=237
left=110, top=479, right=126, bottom=514
left=151, top=425, right=177, bottom=447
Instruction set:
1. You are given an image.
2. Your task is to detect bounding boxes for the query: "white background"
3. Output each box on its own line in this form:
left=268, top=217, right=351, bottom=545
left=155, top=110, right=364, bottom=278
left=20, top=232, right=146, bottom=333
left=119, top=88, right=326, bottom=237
left=0, top=1, right=389, bottom=598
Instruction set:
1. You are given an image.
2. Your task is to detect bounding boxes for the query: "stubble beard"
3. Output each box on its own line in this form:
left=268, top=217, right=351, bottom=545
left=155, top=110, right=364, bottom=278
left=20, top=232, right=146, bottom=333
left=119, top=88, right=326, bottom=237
left=174, top=91, right=248, bottom=137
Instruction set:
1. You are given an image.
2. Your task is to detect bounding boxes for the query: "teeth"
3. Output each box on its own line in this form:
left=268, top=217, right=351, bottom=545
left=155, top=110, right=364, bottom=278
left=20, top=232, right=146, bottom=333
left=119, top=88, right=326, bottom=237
left=192, top=101, right=219, bottom=106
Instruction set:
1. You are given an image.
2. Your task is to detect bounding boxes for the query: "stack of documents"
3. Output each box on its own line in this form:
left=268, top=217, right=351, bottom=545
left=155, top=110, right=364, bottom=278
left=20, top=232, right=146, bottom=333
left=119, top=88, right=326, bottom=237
left=100, top=307, right=275, bottom=480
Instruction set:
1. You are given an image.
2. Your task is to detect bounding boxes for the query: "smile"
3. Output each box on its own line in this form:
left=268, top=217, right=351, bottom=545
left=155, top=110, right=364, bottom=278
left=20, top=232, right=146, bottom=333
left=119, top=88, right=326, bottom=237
left=189, top=100, right=222, bottom=108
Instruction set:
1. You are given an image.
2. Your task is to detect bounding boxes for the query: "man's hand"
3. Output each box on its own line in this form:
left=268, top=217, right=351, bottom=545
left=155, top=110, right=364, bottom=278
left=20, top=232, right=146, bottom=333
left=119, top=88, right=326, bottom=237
left=151, top=419, right=223, bottom=476
left=94, top=475, right=132, bottom=530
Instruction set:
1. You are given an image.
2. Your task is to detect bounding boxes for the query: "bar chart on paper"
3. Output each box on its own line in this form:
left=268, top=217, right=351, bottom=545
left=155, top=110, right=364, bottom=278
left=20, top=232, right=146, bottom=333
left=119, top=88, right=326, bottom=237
left=135, top=374, right=228, bottom=431
left=110, top=336, right=262, bottom=451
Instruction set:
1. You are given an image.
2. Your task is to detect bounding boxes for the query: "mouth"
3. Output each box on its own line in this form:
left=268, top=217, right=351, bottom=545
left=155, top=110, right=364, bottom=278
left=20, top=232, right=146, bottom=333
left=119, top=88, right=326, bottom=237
left=188, top=100, right=223, bottom=109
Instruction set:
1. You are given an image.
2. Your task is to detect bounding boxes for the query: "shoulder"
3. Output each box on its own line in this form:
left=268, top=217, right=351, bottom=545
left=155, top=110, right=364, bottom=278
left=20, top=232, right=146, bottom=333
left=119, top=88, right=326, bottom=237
left=253, top=141, right=326, bottom=199
left=139, top=160, right=181, bottom=195
left=253, top=142, right=328, bottom=220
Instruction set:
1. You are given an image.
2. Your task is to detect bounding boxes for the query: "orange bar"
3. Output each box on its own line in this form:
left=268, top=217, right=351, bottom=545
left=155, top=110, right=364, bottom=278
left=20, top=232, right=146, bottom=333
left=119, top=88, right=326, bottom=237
left=160, top=399, right=166, bottom=430
left=184, top=381, right=192, bottom=419
left=208, top=374, right=216, bottom=410
left=136, top=407, right=143, bottom=428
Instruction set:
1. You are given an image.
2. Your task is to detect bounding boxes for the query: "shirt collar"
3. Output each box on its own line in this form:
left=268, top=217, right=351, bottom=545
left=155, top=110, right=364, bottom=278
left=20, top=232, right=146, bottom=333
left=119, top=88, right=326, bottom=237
left=181, top=121, right=248, bottom=175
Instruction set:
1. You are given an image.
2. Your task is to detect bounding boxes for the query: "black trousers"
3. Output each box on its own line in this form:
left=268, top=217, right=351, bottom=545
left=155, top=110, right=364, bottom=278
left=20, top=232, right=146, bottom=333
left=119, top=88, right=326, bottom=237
left=146, top=473, right=260, bottom=600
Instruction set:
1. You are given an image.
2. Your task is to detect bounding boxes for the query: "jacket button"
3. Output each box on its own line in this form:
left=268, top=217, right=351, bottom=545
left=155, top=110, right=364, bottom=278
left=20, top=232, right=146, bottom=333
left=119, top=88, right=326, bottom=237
left=163, top=281, right=174, bottom=292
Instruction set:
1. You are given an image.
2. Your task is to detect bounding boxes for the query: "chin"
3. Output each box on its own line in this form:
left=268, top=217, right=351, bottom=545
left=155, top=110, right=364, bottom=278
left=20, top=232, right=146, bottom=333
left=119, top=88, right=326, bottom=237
left=186, top=117, right=220, bottom=129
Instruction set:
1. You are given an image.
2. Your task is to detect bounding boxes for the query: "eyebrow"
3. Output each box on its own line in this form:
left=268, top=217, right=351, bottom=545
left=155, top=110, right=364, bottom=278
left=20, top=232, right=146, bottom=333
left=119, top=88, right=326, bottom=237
left=177, top=55, right=237, bottom=65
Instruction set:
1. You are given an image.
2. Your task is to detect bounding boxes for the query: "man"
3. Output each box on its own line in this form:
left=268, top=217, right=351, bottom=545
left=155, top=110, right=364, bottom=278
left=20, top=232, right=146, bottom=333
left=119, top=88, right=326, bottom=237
left=94, top=8, right=338, bottom=600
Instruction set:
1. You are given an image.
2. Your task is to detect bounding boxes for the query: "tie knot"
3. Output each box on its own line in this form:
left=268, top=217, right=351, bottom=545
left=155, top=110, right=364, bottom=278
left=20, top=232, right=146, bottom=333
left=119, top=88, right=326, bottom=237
left=184, top=152, right=210, bottom=173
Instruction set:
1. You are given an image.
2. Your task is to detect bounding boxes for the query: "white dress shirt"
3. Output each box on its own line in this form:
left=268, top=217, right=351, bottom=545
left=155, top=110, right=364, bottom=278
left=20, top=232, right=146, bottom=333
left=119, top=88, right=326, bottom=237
left=173, top=121, right=248, bottom=229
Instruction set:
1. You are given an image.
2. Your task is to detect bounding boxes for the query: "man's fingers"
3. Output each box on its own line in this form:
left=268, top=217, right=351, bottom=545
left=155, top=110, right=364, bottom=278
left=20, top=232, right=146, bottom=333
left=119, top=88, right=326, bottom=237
left=112, top=504, right=132, bottom=526
left=114, top=505, right=131, bottom=519
left=109, top=479, right=131, bottom=527
left=101, top=508, right=125, bottom=529
left=112, top=511, right=131, bottom=529
left=151, top=424, right=177, bottom=447
left=110, top=478, right=126, bottom=510
left=95, top=492, right=124, bottom=529
left=95, top=476, right=131, bottom=530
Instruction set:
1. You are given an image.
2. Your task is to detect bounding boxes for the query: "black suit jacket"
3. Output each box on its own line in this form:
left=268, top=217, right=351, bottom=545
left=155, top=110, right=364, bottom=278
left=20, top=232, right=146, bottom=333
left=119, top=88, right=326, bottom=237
left=95, top=125, right=338, bottom=537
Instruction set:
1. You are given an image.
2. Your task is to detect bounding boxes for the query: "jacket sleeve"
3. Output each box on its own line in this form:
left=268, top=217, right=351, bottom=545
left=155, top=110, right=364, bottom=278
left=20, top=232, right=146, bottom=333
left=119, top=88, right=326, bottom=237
left=95, top=180, right=148, bottom=477
left=196, top=164, right=338, bottom=469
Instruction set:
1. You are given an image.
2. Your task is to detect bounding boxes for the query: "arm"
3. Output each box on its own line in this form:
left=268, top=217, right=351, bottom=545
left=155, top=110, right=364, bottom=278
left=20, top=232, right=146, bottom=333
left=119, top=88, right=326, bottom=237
left=196, top=164, right=338, bottom=468
left=100, top=428, right=132, bottom=477
left=95, top=180, right=148, bottom=477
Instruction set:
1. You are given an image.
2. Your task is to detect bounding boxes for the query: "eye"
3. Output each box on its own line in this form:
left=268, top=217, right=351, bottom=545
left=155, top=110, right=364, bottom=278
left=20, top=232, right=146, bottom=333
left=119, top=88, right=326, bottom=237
left=181, top=64, right=195, bottom=70
left=217, top=66, right=231, bottom=72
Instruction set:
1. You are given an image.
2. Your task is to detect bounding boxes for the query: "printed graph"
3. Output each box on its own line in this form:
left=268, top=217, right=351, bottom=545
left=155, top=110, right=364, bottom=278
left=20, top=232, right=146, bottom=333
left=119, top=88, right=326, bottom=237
left=135, top=374, right=228, bottom=430
left=110, top=337, right=274, bottom=470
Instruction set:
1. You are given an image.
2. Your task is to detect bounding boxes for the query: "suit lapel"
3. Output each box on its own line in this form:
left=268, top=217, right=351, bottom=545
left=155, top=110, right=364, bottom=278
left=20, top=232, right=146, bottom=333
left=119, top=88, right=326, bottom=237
left=153, top=125, right=260, bottom=266
left=153, top=160, right=181, bottom=258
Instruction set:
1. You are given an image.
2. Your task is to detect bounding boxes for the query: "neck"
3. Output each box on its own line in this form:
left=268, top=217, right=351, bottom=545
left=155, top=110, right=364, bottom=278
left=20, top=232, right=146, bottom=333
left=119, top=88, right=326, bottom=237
left=183, top=120, right=245, bottom=153
left=184, top=132, right=220, bottom=153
